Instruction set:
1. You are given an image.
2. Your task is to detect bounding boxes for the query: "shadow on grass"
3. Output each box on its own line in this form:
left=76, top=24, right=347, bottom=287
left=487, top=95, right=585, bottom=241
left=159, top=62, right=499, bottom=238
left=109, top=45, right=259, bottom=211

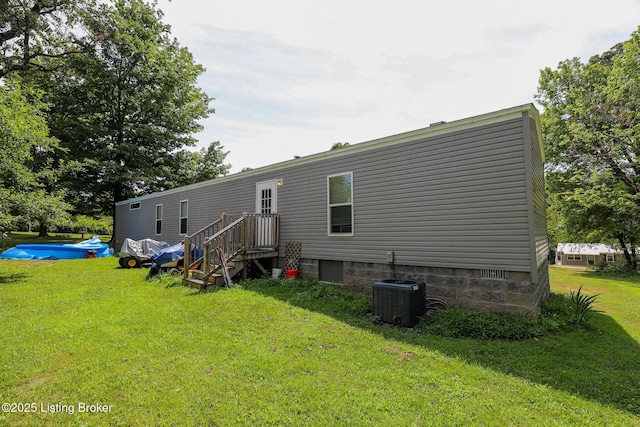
left=0, top=271, right=30, bottom=284
left=240, top=279, right=640, bottom=417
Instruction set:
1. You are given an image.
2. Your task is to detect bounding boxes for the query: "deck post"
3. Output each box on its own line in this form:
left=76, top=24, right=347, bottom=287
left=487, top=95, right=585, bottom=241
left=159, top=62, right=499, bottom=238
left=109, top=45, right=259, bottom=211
left=272, top=214, right=278, bottom=250
left=203, top=240, right=210, bottom=276
left=241, top=212, right=248, bottom=248
left=183, top=235, right=191, bottom=280
left=241, top=212, right=248, bottom=280
left=220, top=213, right=228, bottom=254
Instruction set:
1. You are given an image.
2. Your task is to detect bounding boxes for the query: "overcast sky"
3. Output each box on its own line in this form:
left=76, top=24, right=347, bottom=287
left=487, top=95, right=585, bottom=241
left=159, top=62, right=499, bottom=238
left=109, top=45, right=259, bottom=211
left=156, top=0, right=640, bottom=173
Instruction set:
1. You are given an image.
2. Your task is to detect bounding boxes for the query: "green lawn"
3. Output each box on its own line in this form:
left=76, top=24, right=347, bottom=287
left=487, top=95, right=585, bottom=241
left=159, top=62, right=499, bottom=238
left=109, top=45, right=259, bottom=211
left=0, top=258, right=638, bottom=426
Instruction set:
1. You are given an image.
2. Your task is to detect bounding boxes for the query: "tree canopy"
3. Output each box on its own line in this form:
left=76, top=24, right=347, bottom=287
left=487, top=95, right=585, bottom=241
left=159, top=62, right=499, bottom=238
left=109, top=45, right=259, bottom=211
left=38, top=0, right=216, bottom=214
left=536, top=26, right=640, bottom=268
left=0, top=79, right=72, bottom=234
left=0, top=0, right=229, bottom=237
left=0, top=0, right=99, bottom=78
left=330, top=142, right=350, bottom=150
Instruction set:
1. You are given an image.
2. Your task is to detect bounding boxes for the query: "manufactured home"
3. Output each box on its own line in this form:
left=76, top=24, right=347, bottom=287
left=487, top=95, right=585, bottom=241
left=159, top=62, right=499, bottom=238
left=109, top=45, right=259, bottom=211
left=114, top=104, right=549, bottom=316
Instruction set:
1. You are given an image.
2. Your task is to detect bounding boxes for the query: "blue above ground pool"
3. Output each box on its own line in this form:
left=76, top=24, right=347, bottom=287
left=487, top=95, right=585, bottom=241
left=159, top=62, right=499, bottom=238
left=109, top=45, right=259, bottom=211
left=0, top=236, right=114, bottom=260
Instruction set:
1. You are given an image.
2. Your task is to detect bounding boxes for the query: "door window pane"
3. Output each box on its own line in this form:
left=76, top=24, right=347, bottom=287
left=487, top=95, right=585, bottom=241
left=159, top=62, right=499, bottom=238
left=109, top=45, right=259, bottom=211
left=261, top=189, right=272, bottom=214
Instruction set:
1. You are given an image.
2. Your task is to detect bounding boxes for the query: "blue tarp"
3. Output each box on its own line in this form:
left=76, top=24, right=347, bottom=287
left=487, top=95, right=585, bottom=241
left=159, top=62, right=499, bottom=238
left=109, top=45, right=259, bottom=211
left=150, top=243, right=202, bottom=267
left=0, top=236, right=114, bottom=260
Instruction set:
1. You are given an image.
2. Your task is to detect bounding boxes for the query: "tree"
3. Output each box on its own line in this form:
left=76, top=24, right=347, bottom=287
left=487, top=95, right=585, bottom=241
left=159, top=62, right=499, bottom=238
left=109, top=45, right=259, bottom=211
left=34, top=0, right=214, bottom=229
left=170, top=141, right=230, bottom=187
left=536, top=26, right=640, bottom=268
left=330, top=142, right=350, bottom=150
left=0, top=79, right=73, bottom=236
left=15, top=189, right=73, bottom=235
left=0, top=0, right=99, bottom=78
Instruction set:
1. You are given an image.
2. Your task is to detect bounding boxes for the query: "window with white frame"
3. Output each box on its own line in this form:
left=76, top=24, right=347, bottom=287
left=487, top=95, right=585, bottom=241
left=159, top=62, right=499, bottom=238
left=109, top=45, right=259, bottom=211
left=179, top=200, right=188, bottom=235
left=155, top=204, right=163, bottom=235
left=130, top=202, right=141, bottom=210
left=567, top=254, right=582, bottom=261
left=606, top=253, right=615, bottom=262
left=327, top=172, right=354, bottom=235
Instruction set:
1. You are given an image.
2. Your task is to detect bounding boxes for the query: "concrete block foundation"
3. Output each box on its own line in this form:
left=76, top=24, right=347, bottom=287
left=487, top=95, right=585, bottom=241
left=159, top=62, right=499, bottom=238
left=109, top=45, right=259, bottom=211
left=292, top=257, right=550, bottom=317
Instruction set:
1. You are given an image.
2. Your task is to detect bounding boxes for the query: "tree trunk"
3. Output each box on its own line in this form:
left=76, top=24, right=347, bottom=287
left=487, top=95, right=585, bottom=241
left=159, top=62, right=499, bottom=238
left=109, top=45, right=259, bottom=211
left=108, top=183, right=124, bottom=247
left=616, top=234, right=636, bottom=270
left=108, top=204, right=116, bottom=247
left=37, top=223, right=48, bottom=238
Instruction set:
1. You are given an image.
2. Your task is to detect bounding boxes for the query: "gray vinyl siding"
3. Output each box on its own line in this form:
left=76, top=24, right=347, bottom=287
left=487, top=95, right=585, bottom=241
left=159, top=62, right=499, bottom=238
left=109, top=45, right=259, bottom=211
left=529, top=116, right=548, bottom=268
left=115, top=104, right=544, bottom=274
left=277, top=117, right=530, bottom=271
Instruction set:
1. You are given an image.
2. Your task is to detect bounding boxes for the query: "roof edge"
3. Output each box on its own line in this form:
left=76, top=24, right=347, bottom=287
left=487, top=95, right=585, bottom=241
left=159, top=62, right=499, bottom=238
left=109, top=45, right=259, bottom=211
left=116, top=103, right=539, bottom=206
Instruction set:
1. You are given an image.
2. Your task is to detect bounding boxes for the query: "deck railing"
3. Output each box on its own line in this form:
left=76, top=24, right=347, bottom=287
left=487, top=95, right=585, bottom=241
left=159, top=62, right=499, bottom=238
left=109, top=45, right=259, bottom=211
left=183, top=213, right=279, bottom=281
left=183, top=215, right=229, bottom=272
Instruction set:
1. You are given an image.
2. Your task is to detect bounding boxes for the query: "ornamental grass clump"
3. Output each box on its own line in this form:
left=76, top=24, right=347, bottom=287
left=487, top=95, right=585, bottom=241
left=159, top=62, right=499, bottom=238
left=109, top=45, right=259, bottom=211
left=569, top=285, right=601, bottom=326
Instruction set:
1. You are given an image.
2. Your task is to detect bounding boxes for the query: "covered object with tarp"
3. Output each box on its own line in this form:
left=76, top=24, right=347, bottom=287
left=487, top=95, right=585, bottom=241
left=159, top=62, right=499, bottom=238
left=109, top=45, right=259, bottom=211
left=148, top=243, right=202, bottom=276
left=118, top=238, right=170, bottom=268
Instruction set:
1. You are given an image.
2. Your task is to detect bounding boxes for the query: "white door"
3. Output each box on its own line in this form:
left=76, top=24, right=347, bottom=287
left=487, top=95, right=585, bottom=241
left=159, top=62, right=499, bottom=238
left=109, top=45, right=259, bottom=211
left=255, top=180, right=278, bottom=246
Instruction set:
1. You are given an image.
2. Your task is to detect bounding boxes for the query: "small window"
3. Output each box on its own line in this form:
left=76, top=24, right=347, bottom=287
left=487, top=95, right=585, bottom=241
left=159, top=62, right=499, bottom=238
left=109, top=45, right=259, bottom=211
left=179, top=200, right=188, bottom=235
left=606, top=253, right=615, bottom=262
left=327, top=172, right=354, bottom=236
left=567, top=254, right=582, bottom=261
left=130, top=202, right=141, bottom=210
left=155, top=204, right=163, bottom=235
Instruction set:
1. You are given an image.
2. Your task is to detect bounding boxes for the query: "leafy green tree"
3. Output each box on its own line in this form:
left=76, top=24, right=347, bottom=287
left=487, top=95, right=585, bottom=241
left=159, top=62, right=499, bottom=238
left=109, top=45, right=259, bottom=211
left=35, top=0, right=214, bottom=227
left=15, top=189, right=73, bottom=235
left=330, top=142, right=350, bottom=150
left=536, top=27, right=640, bottom=268
left=0, top=79, right=72, bottom=236
left=73, top=215, right=96, bottom=238
left=0, top=0, right=98, bottom=78
left=170, top=141, right=230, bottom=187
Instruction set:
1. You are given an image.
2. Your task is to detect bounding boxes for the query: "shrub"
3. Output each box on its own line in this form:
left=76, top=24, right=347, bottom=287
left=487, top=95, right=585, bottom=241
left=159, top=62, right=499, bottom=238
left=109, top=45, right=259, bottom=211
left=569, top=285, right=601, bottom=326
left=591, top=258, right=631, bottom=273
left=417, top=307, right=550, bottom=340
left=241, top=278, right=371, bottom=319
left=232, top=279, right=596, bottom=340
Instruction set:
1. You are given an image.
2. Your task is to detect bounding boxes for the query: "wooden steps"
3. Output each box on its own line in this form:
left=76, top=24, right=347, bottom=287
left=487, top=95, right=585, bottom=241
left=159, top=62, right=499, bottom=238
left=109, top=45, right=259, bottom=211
left=182, top=270, right=223, bottom=289
left=182, top=213, right=280, bottom=290
left=182, top=260, right=245, bottom=289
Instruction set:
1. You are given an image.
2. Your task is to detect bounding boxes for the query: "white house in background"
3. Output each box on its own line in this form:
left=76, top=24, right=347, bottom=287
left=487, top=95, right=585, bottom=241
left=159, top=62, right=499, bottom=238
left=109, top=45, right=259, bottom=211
left=556, top=243, right=621, bottom=267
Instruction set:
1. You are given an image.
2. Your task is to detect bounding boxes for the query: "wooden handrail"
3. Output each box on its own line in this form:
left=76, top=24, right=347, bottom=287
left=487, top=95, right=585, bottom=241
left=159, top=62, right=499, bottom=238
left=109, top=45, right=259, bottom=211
left=184, top=213, right=279, bottom=283
left=183, top=217, right=225, bottom=279
left=201, top=216, right=246, bottom=278
left=203, top=216, right=245, bottom=246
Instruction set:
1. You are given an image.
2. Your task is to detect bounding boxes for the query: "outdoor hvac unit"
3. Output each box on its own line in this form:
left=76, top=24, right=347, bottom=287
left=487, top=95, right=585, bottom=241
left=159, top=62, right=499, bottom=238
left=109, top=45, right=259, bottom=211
left=372, top=280, right=426, bottom=327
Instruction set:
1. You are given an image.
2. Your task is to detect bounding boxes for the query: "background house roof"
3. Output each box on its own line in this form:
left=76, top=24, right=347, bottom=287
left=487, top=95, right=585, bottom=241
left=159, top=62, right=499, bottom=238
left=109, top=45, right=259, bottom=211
left=556, top=243, right=621, bottom=255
